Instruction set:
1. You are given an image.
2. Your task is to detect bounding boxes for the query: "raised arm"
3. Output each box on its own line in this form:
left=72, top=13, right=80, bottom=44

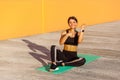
left=78, top=24, right=86, bottom=44
left=59, top=31, right=72, bottom=45
left=59, top=31, right=68, bottom=45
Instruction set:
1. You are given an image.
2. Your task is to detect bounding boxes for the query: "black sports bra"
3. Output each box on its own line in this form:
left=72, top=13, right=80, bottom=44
left=64, top=29, right=78, bottom=46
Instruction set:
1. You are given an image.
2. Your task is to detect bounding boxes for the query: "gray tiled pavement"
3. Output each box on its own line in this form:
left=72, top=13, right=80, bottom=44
left=0, top=21, right=120, bottom=80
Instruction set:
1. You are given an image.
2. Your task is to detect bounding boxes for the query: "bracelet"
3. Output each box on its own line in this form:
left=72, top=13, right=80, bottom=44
left=81, top=30, right=85, bottom=32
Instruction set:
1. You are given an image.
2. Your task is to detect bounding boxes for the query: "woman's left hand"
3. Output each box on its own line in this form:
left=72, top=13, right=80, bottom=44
left=80, top=24, right=86, bottom=30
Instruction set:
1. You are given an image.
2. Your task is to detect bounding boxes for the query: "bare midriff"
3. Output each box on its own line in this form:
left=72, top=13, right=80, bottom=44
left=64, top=44, right=77, bottom=52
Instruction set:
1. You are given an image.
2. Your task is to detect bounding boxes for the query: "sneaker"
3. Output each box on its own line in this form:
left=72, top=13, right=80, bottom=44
left=49, top=63, right=59, bottom=72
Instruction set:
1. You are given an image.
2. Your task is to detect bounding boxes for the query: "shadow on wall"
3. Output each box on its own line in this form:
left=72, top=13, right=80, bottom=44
left=22, top=39, right=51, bottom=66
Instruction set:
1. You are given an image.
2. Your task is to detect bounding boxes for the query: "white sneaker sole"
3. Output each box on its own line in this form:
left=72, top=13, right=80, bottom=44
left=49, top=67, right=59, bottom=72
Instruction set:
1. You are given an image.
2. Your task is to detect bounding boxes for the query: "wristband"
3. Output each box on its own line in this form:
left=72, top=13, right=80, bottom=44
left=81, top=30, right=85, bottom=32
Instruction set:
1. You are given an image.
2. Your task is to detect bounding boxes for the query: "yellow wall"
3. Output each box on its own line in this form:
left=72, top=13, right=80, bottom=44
left=0, top=0, right=120, bottom=40
left=44, top=0, right=120, bottom=32
left=0, top=0, right=42, bottom=40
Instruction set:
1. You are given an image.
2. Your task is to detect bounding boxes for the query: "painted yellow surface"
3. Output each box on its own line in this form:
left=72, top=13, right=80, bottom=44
left=44, top=0, right=120, bottom=32
left=0, top=0, right=120, bottom=40
left=0, top=0, right=42, bottom=40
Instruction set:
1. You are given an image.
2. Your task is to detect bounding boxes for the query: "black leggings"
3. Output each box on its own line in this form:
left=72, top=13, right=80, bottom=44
left=50, top=45, right=86, bottom=67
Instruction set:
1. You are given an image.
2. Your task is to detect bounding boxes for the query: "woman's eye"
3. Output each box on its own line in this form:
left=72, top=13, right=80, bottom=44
left=73, top=22, right=76, bottom=23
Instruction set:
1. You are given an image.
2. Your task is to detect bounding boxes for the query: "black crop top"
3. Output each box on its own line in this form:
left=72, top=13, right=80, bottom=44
left=64, top=29, right=79, bottom=46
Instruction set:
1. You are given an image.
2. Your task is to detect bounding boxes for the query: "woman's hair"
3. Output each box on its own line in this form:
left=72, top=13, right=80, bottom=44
left=67, top=16, right=78, bottom=24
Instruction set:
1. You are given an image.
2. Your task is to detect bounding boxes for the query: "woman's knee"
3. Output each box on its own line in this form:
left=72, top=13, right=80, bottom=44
left=51, top=45, right=56, bottom=49
left=77, top=58, right=86, bottom=66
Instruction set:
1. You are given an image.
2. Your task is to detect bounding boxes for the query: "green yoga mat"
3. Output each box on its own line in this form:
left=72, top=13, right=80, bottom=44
left=37, top=54, right=100, bottom=74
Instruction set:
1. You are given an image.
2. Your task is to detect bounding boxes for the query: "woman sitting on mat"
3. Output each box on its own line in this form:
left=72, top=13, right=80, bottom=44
left=49, top=16, right=86, bottom=71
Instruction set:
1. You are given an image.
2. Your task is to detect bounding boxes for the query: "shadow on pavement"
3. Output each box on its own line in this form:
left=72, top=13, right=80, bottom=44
left=22, top=39, right=51, bottom=66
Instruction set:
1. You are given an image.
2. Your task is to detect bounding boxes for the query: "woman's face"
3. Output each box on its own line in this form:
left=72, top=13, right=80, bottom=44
left=68, top=19, right=78, bottom=29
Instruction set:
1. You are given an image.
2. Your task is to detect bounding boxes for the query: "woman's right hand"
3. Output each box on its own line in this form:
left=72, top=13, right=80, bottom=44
left=66, top=32, right=72, bottom=37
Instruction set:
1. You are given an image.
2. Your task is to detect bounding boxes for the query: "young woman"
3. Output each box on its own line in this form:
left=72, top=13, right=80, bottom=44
left=49, top=16, right=86, bottom=71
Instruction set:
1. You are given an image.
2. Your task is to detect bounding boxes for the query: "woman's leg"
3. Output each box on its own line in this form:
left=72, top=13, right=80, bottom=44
left=50, top=45, right=67, bottom=71
left=50, top=45, right=68, bottom=63
left=50, top=45, right=86, bottom=71
left=65, top=58, right=86, bottom=67
left=50, top=45, right=57, bottom=63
